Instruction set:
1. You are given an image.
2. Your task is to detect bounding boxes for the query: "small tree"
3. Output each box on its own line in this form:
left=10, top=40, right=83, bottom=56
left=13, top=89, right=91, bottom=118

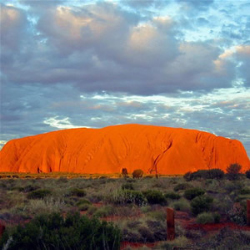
left=132, top=169, right=143, bottom=179
left=121, top=168, right=128, bottom=179
left=226, top=163, right=242, bottom=180
left=245, top=170, right=250, bottom=179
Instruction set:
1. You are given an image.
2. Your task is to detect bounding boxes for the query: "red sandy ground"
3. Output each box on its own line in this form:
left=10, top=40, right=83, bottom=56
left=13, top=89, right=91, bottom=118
left=176, top=211, right=250, bottom=231
left=104, top=209, right=250, bottom=249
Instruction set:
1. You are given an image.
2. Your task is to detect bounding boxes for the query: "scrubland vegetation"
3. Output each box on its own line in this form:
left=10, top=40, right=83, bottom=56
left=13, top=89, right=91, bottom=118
left=0, top=164, right=250, bottom=249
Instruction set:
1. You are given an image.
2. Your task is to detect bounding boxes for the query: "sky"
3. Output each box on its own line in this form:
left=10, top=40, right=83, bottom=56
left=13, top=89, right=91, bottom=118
left=0, top=0, right=250, bottom=157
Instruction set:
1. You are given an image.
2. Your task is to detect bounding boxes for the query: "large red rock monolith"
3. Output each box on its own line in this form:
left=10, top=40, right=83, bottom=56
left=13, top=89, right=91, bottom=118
left=167, top=208, right=175, bottom=241
left=0, top=124, right=249, bottom=174
left=247, top=200, right=250, bottom=226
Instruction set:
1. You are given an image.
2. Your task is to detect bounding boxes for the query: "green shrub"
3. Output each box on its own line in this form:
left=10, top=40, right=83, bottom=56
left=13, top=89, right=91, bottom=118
left=21, top=184, right=40, bottom=193
left=93, top=205, right=115, bottom=218
left=108, top=189, right=146, bottom=206
left=184, top=188, right=205, bottom=200
left=190, top=170, right=209, bottom=179
left=143, top=175, right=154, bottom=179
left=78, top=203, right=91, bottom=211
left=0, top=212, right=121, bottom=250
left=27, top=189, right=52, bottom=199
left=191, top=195, right=213, bottom=215
left=174, top=183, right=192, bottom=192
left=228, top=202, right=247, bottom=225
left=138, top=226, right=155, bottom=242
left=76, top=198, right=91, bottom=206
left=143, top=190, right=166, bottom=205
left=87, top=206, right=98, bottom=215
left=196, top=212, right=220, bottom=224
left=184, top=169, right=224, bottom=181
left=122, top=183, right=134, bottom=190
left=165, top=192, right=181, bottom=200
left=147, top=210, right=166, bottom=221
left=246, top=170, right=250, bottom=179
left=226, top=163, right=242, bottom=180
left=69, top=188, right=86, bottom=197
left=57, top=176, right=68, bottom=183
left=98, top=176, right=107, bottom=179
left=214, top=212, right=221, bottom=223
left=208, top=169, right=224, bottom=179
left=196, top=212, right=215, bottom=224
left=173, top=199, right=190, bottom=212
left=240, top=188, right=250, bottom=195
left=132, top=169, right=144, bottom=179
left=183, top=171, right=192, bottom=181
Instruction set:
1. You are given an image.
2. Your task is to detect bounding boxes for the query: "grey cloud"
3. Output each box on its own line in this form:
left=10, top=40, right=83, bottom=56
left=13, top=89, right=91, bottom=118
left=196, top=17, right=210, bottom=26
left=1, top=81, right=250, bottom=156
left=235, top=47, right=250, bottom=87
left=1, top=2, right=238, bottom=95
left=0, top=4, right=28, bottom=50
left=123, top=0, right=168, bottom=9
left=177, top=0, right=214, bottom=11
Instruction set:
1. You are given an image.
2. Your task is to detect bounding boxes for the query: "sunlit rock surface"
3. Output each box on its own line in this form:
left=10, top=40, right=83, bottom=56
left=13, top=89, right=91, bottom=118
left=0, top=124, right=249, bottom=175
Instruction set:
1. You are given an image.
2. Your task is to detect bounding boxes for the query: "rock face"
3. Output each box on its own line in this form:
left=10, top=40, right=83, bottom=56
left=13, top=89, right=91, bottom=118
left=0, top=124, right=249, bottom=175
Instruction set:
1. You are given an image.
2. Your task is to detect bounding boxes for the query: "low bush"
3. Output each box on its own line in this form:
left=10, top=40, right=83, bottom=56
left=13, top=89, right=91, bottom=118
left=246, top=170, right=250, bottom=179
left=27, top=189, right=52, bottom=199
left=208, top=169, right=224, bottom=179
left=226, top=163, right=242, bottom=180
left=196, top=212, right=214, bottom=224
left=143, top=190, right=166, bottom=205
left=184, top=169, right=224, bottom=181
left=196, top=212, right=220, bottom=224
left=93, top=205, right=115, bottom=218
left=174, top=183, right=192, bottom=192
left=214, top=212, right=221, bottom=223
left=108, top=189, right=146, bottom=206
left=165, top=192, right=181, bottom=200
left=147, top=210, right=166, bottom=221
left=121, top=183, right=134, bottom=190
left=121, top=168, right=128, bottom=178
left=240, top=188, right=250, bottom=195
left=76, top=198, right=91, bottom=206
left=143, top=175, right=154, bottom=179
left=138, top=226, right=155, bottom=242
left=69, top=188, right=86, bottom=197
left=191, top=195, right=213, bottom=215
left=173, top=198, right=190, bottom=212
left=132, top=169, right=144, bottom=179
left=189, top=170, right=209, bottom=180
left=0, top=212, right=121, bottom=250
left=57, top=176, right=68, bottom=183
left=183, top=171, right=193, bottom=181
left=78, top=203, right=92, bottom=211
left=184, top=188, right=205, bottom=200
left=19, top=184, right=40, bottom=193
left=228, top=202, right=247, bottom=225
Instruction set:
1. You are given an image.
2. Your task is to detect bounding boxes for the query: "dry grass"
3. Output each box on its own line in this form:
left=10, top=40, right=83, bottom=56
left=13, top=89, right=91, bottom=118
left=0, top=174, right=249, bottom=249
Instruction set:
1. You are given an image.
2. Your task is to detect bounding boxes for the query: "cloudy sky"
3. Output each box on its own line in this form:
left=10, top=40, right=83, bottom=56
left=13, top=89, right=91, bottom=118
left=0, top=0, right=250, bottom=157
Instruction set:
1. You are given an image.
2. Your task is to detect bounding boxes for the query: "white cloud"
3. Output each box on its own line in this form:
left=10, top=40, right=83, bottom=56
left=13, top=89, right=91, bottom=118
left=43, top=116, right=86, bottom=129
